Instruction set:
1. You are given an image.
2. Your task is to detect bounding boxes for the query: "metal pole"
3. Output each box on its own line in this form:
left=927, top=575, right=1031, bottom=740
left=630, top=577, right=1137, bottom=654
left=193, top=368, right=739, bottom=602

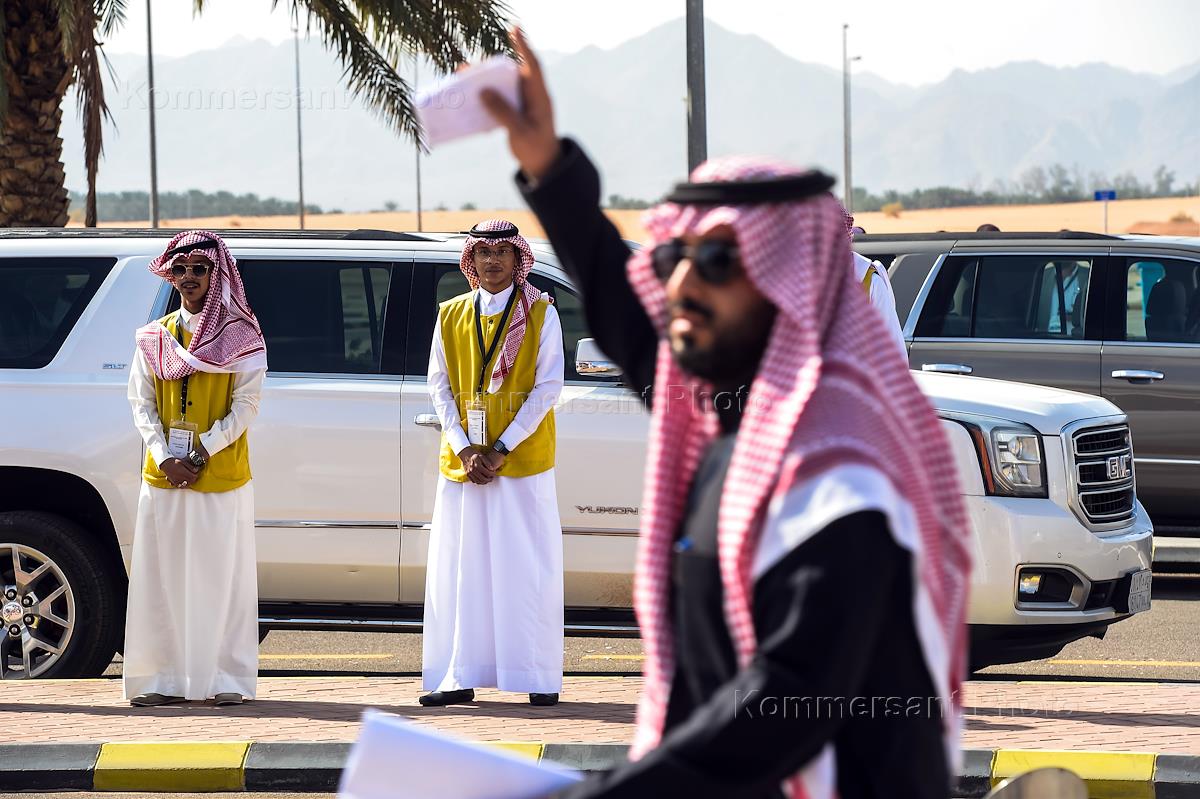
left=145, top=0, right=159, bottom=228
left=842, top=24, right=852, bottom=212
left=685, top=0, right=707, bottom=173
left=293, top=26, right=306, bottom=229
left=414, top=55, right=423, bottom=232
left=1103, top=198, right=1109, bottom=234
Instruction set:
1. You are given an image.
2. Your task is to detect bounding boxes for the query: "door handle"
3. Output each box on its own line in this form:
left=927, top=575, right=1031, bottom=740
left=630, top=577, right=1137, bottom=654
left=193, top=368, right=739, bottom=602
left=921, top=363, right=974, bottom=375
left=414, top=413, right=443, bottom=429
left=1111, top=369, right=1165, bottom=383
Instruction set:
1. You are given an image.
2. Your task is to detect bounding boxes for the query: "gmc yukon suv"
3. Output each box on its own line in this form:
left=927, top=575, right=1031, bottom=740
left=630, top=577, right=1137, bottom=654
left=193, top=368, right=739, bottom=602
left=854, top=231, right=1199, bottom=563
left=0, top=229, right=1152, bottom=679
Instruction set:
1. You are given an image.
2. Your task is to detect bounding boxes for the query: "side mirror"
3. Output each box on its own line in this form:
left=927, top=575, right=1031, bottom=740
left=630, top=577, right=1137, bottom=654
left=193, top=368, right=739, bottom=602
left=575, top=338, right=623, bottom=377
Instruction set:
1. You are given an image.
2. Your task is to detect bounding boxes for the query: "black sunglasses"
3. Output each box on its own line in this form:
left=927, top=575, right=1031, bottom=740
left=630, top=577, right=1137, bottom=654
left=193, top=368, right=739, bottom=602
left=651, top=238, right=742, bottom=285
left=171, top=263, right=209, bottom=278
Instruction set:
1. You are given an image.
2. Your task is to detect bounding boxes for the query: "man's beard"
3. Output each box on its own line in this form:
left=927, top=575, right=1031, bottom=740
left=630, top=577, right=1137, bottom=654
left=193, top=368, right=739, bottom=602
left=670, top=308, right=777, bottom=389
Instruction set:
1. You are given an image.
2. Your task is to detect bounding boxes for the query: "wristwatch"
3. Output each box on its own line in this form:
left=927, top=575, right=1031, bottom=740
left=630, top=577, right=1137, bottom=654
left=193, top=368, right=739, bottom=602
left=492, top=440, right=510, bottom=456
left=186, top=448, right=207, bottom=469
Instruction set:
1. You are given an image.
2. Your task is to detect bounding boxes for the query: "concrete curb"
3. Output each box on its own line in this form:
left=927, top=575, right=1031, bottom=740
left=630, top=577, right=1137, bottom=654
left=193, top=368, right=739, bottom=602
left=1, top=743, right=1198, bottom=794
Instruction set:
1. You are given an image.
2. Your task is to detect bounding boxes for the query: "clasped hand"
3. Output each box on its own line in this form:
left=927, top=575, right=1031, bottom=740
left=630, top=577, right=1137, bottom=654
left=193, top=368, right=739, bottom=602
left=458, top=446, right=506, bottom=485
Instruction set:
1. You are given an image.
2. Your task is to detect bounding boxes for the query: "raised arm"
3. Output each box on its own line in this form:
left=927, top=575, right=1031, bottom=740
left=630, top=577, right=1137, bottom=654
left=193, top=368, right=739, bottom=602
left=483, top=28, right=658, bottom=401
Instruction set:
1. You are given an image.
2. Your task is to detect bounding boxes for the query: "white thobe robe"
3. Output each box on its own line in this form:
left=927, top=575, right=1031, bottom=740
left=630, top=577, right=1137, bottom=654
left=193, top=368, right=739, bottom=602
left=123, top=306, right=266, bottom=700
left=852, top=252, right=908, bottom=357
left=422, top=284, right=566, bottom=694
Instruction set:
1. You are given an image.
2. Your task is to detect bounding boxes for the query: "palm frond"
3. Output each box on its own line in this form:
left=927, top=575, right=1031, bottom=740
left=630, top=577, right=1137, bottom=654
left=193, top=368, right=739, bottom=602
left=293, top=0, right=421, bottom=141
left=291, top=0, right=512, bottom=142
left=97, top=0, right=128, bottom=38
left=350, top=0, right=512, bottom=74
left=60, top=0, right=114, bottom=227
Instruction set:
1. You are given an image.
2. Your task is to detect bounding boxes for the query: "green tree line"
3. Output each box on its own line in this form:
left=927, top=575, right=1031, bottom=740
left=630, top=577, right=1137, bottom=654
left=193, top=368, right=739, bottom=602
left=67, top=190, right=323, bottom=223
left=605, top=164, right=1199, bottom=211
left=852, top=164, right=1199, bottom=212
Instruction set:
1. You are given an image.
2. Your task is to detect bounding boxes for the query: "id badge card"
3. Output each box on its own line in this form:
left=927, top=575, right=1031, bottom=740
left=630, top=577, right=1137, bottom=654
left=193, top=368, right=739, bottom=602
left=465, top=396, right=487, bottom=447
left=167, top=419, right=199, bottom=460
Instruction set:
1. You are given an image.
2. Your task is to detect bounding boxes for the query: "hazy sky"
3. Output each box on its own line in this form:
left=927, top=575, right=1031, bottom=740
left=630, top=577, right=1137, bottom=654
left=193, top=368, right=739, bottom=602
left=104, top=0, right=1199, bottom=87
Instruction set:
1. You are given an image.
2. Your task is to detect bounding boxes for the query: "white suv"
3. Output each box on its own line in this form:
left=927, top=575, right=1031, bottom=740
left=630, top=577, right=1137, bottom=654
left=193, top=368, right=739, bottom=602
left=0, top=229, right=1153, bottom=678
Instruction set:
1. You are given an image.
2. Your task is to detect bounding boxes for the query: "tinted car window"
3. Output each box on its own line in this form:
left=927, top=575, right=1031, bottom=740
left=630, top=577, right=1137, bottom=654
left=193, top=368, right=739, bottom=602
left=237, top=261, right=392, bottom=374
left=914, top=257, right=977, bottom=338
left=0, top=258, right=114, bottom=368
left=1124, top=259, right=1200, bottom=343
left=916, top=255, right=1094, bottom=340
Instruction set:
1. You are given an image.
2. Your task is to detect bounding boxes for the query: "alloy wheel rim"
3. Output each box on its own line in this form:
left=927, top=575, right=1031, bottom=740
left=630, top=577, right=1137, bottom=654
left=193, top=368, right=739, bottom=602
left=0, top=544, right=76, bottom=679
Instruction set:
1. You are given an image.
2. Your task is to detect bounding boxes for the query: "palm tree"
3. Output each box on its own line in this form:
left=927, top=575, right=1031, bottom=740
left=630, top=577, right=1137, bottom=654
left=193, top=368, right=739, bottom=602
left=0, top=0, right=511, bottom=227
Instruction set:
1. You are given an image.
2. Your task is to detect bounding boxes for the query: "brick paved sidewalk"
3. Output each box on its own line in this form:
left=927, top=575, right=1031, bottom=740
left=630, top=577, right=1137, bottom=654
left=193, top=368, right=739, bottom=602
left=3, top=677, right=1199, bottom=754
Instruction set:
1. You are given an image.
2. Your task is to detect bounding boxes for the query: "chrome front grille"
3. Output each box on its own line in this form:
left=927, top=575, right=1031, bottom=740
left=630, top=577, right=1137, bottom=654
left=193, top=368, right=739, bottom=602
left=1071, top=424, right=1135, bottom=528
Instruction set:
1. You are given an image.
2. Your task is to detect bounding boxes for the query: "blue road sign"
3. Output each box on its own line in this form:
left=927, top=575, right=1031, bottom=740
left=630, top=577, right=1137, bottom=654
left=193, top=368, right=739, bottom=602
left=1095, top=190, right=1117, bottom=201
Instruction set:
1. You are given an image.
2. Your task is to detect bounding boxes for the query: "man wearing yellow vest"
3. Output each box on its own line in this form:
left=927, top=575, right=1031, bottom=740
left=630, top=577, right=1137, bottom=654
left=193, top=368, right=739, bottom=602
left=421, top=219, right=565, bottom=708
left=125, top=230, right=267, bottom=707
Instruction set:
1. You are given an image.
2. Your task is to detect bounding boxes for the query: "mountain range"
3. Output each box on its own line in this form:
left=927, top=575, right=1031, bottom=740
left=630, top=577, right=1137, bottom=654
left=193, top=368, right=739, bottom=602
left=59, top=19, right=1200, bottom=214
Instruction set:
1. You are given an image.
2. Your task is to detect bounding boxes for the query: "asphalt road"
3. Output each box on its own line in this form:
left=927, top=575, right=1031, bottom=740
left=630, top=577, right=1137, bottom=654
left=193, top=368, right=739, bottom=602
left=100, top=574, right=1199, bottom=683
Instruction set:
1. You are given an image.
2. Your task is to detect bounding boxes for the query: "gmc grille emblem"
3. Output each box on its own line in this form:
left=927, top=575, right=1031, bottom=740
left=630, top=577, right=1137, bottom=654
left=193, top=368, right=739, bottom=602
left=1106, top=455, right=1131, bottom=481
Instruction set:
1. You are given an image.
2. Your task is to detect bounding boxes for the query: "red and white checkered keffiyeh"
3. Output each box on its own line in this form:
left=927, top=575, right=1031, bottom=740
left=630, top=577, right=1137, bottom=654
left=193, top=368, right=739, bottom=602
left=135, top=230, right=267, bottom=380
left=459, top=219, right=548, bottom=394
left=625, top=157, right=972, bottom=798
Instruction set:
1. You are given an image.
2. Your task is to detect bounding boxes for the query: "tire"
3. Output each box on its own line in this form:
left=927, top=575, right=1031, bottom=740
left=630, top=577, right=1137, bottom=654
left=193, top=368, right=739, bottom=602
left=0, top=511, right=124, bottom=679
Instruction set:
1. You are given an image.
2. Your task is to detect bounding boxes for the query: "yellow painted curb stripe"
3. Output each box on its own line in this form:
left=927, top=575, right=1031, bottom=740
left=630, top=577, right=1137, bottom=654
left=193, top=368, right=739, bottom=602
left=483, top=742, right=545, bottom=761
left=992, top=750, right=1156, bottom=798
left=259, top=653, right=395, bottom=661
left=1050, top=658, right=1200, bottom=668
left=93, top=742, right=251, bottom=792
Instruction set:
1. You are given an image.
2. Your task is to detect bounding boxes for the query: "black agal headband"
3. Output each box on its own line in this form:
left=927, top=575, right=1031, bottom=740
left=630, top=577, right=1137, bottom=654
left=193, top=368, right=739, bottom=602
left=466, top=222, right=520, bottom=239
left=164, top=238, right=219, bottom=258
left=665, top=171, right=836, bottom=205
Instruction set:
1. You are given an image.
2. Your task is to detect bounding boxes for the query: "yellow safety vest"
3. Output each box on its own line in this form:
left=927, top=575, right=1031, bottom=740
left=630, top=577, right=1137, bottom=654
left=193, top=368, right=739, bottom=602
left=437, top=291, right=556, bottom=481
left=141, top=312, right=253, bottom=492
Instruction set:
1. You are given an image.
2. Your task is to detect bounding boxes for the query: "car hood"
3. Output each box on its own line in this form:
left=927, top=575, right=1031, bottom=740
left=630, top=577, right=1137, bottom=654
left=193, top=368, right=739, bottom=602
left=913, top=371, right=1122, bottom=435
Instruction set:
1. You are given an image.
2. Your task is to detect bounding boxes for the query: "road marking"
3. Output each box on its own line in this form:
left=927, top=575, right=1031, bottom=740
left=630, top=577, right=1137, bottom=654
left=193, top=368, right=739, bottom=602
left=259, top=653, right=395, bottom=661
left=581, top=654, right=645, bottom=661
left=1049, top=658, right=1200, bottom=668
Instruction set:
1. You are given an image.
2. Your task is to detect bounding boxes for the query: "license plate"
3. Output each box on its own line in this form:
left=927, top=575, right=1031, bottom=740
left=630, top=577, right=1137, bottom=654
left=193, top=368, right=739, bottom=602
left=1127, top=568, right=1152, bottom=614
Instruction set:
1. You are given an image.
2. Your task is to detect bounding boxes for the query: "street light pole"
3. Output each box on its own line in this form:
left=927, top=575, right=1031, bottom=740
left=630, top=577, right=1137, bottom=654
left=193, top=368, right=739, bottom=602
left=145, top=0, right=159, bottom=228
left=842, top=24, right=852, bottom=213
left=685, top=0, right=707, bottom=173
left=413, top=54, right=423, bottom=233
left=292, top=25, right=306, bottom=229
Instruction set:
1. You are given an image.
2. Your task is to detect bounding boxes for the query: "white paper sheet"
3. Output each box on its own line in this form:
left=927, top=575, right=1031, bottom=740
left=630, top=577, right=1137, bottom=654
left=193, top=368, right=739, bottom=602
left=339, top=710, right=583, bottom=799
left=415, top=57, right=521, bottom=149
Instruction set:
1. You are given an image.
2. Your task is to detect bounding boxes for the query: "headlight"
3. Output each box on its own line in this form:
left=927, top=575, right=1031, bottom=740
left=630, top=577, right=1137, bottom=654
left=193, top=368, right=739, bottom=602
left=941, top=413, right=1047, bottom=498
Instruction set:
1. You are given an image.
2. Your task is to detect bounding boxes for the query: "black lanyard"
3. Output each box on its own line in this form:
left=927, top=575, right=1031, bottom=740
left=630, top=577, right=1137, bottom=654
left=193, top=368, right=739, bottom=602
left=172, top=312, right=191, bottom=420
left=474, top=288, right=519, bottom=395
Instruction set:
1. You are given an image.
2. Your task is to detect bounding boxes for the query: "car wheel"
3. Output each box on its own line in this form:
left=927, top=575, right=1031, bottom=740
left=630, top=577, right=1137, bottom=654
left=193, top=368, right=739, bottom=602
left=0, top=512, right=124, bottom=679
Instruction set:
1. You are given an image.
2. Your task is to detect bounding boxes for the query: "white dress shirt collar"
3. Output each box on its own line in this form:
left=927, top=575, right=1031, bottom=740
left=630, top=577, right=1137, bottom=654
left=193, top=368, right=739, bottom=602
left=477, top=282, right=516, bottom=314
left=178, top=306, right=198, bottom=332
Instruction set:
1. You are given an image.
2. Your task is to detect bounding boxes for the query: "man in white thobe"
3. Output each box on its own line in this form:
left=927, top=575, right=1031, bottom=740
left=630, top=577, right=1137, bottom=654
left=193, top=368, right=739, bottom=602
left=124, top=231, right=267, bottom=707
left=421, top=219, right=565, bottom=707
left=847, top=215, right=908, bottom=356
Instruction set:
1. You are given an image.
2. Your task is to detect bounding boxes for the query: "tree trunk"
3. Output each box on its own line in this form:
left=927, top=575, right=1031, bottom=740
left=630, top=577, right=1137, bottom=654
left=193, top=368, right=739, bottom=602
left=0, top=0, right=71, bottom=227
